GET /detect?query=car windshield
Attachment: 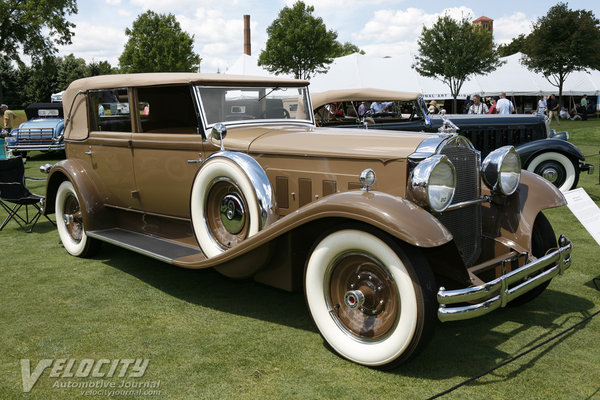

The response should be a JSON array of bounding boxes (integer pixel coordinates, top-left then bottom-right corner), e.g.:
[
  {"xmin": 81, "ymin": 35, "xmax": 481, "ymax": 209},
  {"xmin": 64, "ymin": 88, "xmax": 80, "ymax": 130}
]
[{"xmin": 195, "ymin": 85, "xmax": 312, "ymax": 127}]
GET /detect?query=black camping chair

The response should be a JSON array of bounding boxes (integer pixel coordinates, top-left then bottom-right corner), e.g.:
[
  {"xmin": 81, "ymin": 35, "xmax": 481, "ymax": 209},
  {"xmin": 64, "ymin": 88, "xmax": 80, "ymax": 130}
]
[{"xmin": 0, "ymin": 157, "xmax": 55, "ymax": 233}]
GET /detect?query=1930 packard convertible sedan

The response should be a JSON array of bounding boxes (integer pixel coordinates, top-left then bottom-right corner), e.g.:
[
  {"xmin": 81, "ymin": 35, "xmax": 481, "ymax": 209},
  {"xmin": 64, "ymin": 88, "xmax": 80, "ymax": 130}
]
[{"xmin": 42, "ymin": 73, "xmax": 573, "ymax": 368}]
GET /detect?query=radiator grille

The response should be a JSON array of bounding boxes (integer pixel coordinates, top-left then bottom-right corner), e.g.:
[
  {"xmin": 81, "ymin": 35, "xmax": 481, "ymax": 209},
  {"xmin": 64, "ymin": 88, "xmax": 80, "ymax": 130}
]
[
  {"xmin": 15, "ymin": 128, "xmax": 55, "ymax": 145},
  {"xmin": 437, "ymin": 143, "xmax": 482, "ymax": 267}
]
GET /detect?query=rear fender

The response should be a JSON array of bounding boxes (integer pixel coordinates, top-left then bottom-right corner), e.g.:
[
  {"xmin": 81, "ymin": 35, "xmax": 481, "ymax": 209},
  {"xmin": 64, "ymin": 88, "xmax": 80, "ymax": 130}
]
[{"xmin": 44, "ymin": 159, "xmax": 111, "ymax": 231}]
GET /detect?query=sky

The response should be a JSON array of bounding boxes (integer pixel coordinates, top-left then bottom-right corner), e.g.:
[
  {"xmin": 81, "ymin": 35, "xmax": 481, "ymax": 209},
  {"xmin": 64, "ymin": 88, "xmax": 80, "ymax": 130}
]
[{"xmin": 55, "ymin": 0, "xmax": 600, "ymax": 73}]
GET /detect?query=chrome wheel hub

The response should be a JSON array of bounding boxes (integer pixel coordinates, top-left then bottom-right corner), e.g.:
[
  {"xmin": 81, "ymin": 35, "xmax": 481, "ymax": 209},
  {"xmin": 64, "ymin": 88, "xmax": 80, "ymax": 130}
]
[
  {"xmin": 541, "ymin": 167, "xmax": 559, "ymax": 183},
  {"xmin": 220, "ymin": 194, "xmax": 246, "ymax": 234}
]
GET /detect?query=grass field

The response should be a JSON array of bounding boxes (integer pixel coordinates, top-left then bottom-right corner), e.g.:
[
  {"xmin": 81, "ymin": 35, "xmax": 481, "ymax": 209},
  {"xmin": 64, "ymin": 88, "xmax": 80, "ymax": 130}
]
[{"xmin": 1, "ymin": 120, "xmax": 599, "ymax": 399}]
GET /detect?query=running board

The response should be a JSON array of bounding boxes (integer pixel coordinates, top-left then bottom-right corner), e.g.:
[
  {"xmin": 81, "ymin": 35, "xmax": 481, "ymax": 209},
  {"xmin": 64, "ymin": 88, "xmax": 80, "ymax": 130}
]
[{"xmin": 87, "ymin": 228, "xmax": 202, "ymax": 264}]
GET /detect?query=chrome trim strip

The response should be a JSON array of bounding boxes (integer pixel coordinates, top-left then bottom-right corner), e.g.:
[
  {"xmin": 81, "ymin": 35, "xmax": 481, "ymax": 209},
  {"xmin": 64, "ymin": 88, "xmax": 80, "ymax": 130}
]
[
  {"xmin": 202, "ymin": 151, "xmax": 277, "ymax": 230},
  {"xmin": 437, "ymin": 235, "xmax": 572, "ymax": 322},
  {"xmin": 443, "ymin": 195, "xmax": 490, "ymax": 212}
]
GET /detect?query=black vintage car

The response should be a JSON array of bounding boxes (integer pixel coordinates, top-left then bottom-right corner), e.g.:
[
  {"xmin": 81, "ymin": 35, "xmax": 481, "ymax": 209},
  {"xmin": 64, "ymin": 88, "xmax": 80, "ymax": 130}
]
[{"xmin": 312, "ymin": 89, "xmax": 594, "ymax": 192}]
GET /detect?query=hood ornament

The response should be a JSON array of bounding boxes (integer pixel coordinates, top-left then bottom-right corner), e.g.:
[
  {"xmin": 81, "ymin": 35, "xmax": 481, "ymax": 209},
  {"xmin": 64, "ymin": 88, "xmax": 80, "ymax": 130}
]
[{"xmin": 438, "ymin": 109, "xmax": 459, "ymax": 135}]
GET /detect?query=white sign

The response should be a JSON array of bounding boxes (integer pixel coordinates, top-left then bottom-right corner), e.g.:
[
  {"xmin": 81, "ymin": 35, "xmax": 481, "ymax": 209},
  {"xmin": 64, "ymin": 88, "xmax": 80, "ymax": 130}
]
[{"xmin": 564, "ymin": 188, "xmax": 600, "ymax": 246}]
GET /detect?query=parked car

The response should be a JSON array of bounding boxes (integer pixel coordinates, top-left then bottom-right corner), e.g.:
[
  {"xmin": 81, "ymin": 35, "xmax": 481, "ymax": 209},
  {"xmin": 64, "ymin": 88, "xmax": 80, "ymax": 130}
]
[
  {"xmin": 5, "ymin": 102, "xmax": 65, "ymax": 157},
  {"xmin": 312, "ymin": 89, "xmax": 594, "ymax": 192},
  {"xmin": 42, "ymin": 73, "xmax": 573, "ymax": 368}
]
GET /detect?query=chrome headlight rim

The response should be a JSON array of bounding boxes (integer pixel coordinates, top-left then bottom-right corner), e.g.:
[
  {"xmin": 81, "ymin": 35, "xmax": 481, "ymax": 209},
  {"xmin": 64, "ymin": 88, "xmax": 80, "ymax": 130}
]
[
  {"xmin": 482, "ymin": 146, "xmax": 521, "ymax": 196},
  {"xmin": 409, "ymin": 154, "xmax": 457, "ymax": 213}
]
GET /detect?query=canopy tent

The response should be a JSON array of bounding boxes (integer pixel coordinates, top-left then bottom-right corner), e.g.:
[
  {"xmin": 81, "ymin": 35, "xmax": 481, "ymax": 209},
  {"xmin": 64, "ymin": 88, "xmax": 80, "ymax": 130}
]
[{"xmin": 227, "ymin": 53, "xmax": 600, "ymax": 99}]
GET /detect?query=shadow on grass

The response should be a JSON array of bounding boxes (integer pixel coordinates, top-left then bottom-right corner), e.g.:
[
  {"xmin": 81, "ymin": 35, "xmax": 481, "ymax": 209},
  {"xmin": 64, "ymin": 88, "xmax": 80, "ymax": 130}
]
[
  {"xmin": 94, "ymin": 242, "xmax": 597, "ymax": 380},
  {"xmin": 99, "ymin": 243, "xmax": 315, "ymax": 332},
  {"xmin": 395, "ymin": 289, "xmax": 597, "ymax": 381}
]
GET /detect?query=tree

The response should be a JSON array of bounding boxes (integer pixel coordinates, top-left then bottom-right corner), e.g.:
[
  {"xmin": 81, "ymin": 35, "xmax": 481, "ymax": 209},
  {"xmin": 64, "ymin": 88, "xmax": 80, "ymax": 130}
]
[
  {"xmin": 522, "ymin": 2, "xmax": 600, "ymax": 106},
  {"xmin": 498, "ymin": 34, "xmax": 528, "ymax": 57},
  {"xmin": 119, "ymin": 11, "xmax": 201, "ymax": 73},
  {"xmin": 413, "ymin": 15, "xmax": 503, "ymax": 112},
  {"xmin": 258, "ymin": 1, "xmax": 338, "ymax": 79},
  {"xmin": 332, "ymin": 41, "xmax": 365, "ymax": 58},
  {"xmin": 0, "ymin": 0, "xmax": 77, "ymax": 103},
  {"xmin": 57, "ymin": 54, "xmax": 88, "ymax": 90},
  {"xmin": 88, "ymin": 60, "xmax": 118, "ymax": 76}
]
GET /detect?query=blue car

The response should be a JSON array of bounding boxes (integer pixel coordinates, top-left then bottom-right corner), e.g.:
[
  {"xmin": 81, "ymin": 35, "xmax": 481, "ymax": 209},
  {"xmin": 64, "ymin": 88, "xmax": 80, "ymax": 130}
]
[{"xmin": 5, "ymin": 102, "xmax": 65, "ymax": 157}]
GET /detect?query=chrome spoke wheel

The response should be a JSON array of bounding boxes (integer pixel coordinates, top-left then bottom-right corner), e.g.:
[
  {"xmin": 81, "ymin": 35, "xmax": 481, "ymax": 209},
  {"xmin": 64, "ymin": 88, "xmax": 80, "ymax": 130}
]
[{"xmin": 327, "ymin": 252, "xmax": 399, "ymax": 341}]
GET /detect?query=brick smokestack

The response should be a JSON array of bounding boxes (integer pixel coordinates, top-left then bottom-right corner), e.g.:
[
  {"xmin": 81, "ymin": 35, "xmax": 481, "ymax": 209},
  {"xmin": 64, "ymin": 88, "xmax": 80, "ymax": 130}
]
[{"xmin": 244, "ymin": 15, "xmax": 251, "ymax": 55}]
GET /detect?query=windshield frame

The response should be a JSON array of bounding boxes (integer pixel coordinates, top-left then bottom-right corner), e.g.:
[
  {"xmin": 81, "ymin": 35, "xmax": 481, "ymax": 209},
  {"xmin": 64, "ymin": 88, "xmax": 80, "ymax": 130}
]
[{"xmin": 194, "ymin": 84, "xmax": 315, "ymax": 132}]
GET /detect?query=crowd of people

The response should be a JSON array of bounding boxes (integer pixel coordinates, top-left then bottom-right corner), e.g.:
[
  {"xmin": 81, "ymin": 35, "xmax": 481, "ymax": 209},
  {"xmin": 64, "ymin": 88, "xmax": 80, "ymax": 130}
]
[{"xmin": 426, "ymin": 93, "xmax": 595, "ymax": 122}]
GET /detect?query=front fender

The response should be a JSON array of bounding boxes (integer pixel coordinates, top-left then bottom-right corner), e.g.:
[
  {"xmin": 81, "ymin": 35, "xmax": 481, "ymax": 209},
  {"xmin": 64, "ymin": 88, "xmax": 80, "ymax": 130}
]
[
  {"xmin": 44, "ymin": 159, "xmax": 111, "ymax": 231},
  {"xmin": 173, "ymin": 190, "xmax": 453, "ymax": 269},
  {"xmin": 482, "ymin": 170, "xmax": 565, "ymax": 251},
  {"xmin": 516, "ymin": 138, "xmax": 585, "ymax": 166}
]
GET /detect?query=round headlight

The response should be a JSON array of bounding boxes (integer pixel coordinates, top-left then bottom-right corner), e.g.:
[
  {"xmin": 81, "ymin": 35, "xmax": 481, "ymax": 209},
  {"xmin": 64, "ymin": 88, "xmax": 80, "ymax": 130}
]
[
  {"xmin": 359, "ymin": 168, "xmax": 376, "ymax": 190},
  {"xmin": 409, "ymin": 155, "xmax": 456, "ymax": 212},
  {"xmin": 482, "ymin": 146, "xmax": 521, "ymax": 195}
]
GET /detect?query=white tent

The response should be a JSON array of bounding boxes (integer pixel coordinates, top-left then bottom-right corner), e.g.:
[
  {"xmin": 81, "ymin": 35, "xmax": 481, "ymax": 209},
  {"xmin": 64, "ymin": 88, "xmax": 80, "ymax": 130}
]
[{"xmin": 228, "ymin": 53, "xmax": 600, "ymax": 98}]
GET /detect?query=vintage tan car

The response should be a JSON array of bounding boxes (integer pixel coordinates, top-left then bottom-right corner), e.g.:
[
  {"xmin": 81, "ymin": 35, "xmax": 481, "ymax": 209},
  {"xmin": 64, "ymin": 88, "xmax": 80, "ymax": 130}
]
[{"xmin": 42, "ymin": 73, "xmax": 573, "ymax": 369}]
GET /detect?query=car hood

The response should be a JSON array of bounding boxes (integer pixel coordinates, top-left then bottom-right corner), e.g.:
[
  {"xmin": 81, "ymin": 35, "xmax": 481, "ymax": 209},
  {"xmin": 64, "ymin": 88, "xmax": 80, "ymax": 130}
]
[
  {"xmin": 235, "ymin": 125, "xmax": 434, "ymax": 161},
  {"xmin": 18, "ymin": 118, "xmax": 64, "ymax": 130}
]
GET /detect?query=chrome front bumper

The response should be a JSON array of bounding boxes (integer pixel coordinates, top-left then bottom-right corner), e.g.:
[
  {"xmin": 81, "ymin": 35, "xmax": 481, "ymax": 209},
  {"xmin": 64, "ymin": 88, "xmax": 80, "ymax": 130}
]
[{"xmin": 437, "ymin": 235, "xmax": 572, "ymax": 322}]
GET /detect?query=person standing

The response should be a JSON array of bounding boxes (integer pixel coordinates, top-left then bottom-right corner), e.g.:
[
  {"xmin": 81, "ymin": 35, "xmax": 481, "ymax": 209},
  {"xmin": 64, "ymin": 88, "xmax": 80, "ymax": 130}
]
[
  {"xmin": 579, "ymin": 94, "xmax": 588, "ymax": 120},
  {"xmin": 488, "ymin": 98, "xmax": 498, "ymax": 114},
  {"xmin": 536, "ymin": 96, "xmax": 546, "ymax": 115},
  {"xmin": 496, "ymin": 92, "xmax": 514, "ymax": 115},
  {"xmin": 1, "ymin": 104, "xmax": 15, "ymax": 133},
  {"xmin": 547, "ymin": 94, "xmax": 560, "ymax": 125},
  {"xmin": 467, "ymin": 94, "xmax": 489, "ymax": 114}
]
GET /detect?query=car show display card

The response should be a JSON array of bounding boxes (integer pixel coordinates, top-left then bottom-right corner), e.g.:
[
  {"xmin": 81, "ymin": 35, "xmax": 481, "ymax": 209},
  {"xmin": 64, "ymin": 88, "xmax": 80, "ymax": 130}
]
[{"xmin": 564, "ymin": 188, "xmax": 600, "ymax": 247}]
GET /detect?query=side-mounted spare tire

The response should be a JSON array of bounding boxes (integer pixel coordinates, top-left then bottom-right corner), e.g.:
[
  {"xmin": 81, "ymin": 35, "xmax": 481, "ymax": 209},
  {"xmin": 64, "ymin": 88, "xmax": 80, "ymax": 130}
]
[{"xmin": 190, "ymin": 153, "xmax": 276, "ymax": 259}]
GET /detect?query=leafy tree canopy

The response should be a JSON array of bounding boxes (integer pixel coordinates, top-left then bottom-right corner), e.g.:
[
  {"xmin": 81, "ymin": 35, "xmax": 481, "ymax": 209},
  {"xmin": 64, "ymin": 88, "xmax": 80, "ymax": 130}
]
[
  {"xmin": 332, "ymin": 41, "xmax": 365, "ymax": 58},
  {"xmin": 413, "ymin": 15, "xmax": 502, "ymax": 112},
  {"xmin": 0, "ymin": 0, "xmax": 77, "ymax": 63},
  {"xmin": 119, "ymin": 10, "xmax": 201, "ymax": 73},
  {"xmin": 258, "ymin": 1, "xmax": 338, "ymax": 80},
  {"xmin": 522, "ymin": 2, "xmax": 600, "ymax": 101},
  {"xmin": 498, "ymin": 34, "xmax": 528, "ymax": 57}
]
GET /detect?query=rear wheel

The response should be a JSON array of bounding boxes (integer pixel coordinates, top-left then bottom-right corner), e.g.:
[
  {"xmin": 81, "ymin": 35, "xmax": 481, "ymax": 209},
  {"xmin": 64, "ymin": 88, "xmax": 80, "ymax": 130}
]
[
  {"xmin": 55, "ymin": 181, "xmax": 100, "ymax": 257},
  {"xmin": 304, "ymin": 227, "xmax": 436, "ymax": 368},
  {"xmin": 508, "ymin": 213, "xmax": 556, "ymax": 306}
]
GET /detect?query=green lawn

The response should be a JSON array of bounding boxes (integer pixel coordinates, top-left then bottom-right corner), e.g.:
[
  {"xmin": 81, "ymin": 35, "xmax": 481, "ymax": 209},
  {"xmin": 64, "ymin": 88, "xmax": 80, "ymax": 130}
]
[{"xmin": 1, "ymin": 121, "xmax": 599, "ymax": 399}]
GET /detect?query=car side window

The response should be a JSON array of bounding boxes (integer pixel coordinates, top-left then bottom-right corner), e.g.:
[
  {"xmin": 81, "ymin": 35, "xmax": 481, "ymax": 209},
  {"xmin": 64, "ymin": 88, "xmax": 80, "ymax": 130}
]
[
  {"xmin": 136, "ymin": 85, "xmax": 197, "ymax": 134},
  {"xmin": 88, "ymin": 88, "xmax": 132, "ymax": 132}
]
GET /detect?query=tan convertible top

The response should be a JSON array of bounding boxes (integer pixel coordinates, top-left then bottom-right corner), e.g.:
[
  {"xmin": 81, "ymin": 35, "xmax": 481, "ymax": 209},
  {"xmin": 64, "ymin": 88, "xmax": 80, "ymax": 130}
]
[
  {"xmin": 311, "ymin": 88, "xmax": 421, "ymax": 109},
  {"xmin": 63, "ymin": 73, "xmax": 308, "ymax": 140},
  {"xmin": 66, "ymin": 72, "xmax": 308, "ymax": 92}
]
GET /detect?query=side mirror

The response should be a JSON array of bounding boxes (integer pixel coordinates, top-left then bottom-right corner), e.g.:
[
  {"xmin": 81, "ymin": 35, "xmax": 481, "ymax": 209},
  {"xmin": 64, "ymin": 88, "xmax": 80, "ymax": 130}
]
[{"xmin": 211, "ymin": 123, "xmax": 227, "ymax": 151}]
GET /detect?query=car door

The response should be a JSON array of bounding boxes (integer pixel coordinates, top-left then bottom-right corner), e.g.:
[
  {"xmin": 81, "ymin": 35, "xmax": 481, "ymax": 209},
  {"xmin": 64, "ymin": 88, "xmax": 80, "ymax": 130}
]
[
  {"xmin": 87, "ymin": 88, "xmax": 138, "ymax": 209},
  {"xmin": 130, "ymin": 85, "xmax": 204, "ymax": 218}
]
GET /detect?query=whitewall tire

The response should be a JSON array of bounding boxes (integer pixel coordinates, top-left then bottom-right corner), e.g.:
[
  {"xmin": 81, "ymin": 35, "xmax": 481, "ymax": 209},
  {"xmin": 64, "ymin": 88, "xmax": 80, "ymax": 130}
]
[
  {"xmin": 55, "ymin": 181, "xmax": 98, "ymax": 257},
  {"xmin": 191, "ymin": 157, "xmax": 260, "ymax": 258},
  {"xmin": 305, "ymin": 228, "xmax": 436, "ymax": 368},
  {"xmin": 526, "ymin": 152, "xmax": 578, "ymax": 192}
]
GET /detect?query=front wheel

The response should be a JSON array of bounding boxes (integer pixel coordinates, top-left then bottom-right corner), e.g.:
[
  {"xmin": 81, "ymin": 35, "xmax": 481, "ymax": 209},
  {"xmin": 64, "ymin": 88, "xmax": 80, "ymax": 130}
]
[
  {"xmin": 526, "ymin": 151, "xmax": 579, "ymax": 192},
  {"xmin": 304, "ymin": 228, "xmax": 436, "ymax": 368},
  {"xmin": 55, "ymin": 181, "xmax": 100, "ymax": 257}
]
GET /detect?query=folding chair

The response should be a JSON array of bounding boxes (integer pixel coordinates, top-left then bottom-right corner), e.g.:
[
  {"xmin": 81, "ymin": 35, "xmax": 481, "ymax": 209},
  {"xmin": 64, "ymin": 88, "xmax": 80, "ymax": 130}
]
[{"xmin": 0, "ymin": 157, "xmax": 55, "ymax": 233}]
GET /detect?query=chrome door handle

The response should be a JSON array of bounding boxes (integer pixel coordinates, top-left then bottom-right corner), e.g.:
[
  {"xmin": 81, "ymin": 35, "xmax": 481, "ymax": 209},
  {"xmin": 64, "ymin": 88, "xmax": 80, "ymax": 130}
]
[{"xmin": 84, "ymin": 151, "xmax": 93, "ymax": 156}]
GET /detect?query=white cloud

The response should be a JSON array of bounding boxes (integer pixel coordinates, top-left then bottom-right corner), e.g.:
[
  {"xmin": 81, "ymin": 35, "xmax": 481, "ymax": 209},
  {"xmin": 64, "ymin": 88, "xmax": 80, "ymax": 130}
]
[
  {"xmin": 494, "ymin": 12, "xmax": 534, "ymax": 44},
  {"xmin": 117, "ymin": 9, "xmax": 131, "ymax": 17},
  {"xmin": 105, "ymin": 0, "xmax": 121, "ymax": 4},
  {"xmin": 57, "ymin": 22, "xmax": 126, "ymax": 66}
]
